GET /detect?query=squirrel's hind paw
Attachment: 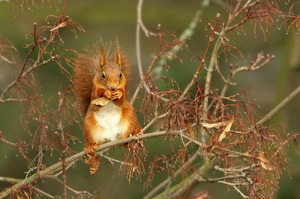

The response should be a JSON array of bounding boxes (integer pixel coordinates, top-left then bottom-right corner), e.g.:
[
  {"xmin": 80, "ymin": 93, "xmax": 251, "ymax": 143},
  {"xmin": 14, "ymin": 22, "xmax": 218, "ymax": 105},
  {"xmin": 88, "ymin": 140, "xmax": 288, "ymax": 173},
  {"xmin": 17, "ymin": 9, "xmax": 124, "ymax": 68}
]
[
  {"xmin": 88, "ymin": 155, "xmax": 100, "ymax": 174},
  {"xmin": 84, "ymin": 145, "xmax": 100, "ymax": 174}
]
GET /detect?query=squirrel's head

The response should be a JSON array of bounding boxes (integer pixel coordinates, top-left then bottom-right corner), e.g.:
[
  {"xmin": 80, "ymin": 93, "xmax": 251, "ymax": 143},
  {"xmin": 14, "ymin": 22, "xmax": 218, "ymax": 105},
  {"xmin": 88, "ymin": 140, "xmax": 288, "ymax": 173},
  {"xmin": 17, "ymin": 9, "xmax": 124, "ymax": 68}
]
[{"xmin": 94, "ymin": 46, "xmax": 127, "ymax": 91}]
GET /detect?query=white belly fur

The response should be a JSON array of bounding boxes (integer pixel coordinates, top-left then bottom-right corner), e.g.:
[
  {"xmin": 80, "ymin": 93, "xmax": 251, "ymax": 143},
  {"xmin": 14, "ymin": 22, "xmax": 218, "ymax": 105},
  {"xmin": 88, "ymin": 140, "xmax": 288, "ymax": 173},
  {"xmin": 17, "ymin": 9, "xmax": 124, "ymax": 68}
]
[{"xmin": 91, "ymin": 101, "xmax": 128, "ymax": 143}]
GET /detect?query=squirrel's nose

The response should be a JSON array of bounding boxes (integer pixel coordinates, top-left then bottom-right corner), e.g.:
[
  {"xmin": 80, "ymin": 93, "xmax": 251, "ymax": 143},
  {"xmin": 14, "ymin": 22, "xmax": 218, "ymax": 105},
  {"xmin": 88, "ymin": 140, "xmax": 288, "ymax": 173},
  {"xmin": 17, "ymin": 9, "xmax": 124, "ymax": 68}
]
[{"xmin": 111, "ymin": 88, "xmax": 116, "ymax": 91}]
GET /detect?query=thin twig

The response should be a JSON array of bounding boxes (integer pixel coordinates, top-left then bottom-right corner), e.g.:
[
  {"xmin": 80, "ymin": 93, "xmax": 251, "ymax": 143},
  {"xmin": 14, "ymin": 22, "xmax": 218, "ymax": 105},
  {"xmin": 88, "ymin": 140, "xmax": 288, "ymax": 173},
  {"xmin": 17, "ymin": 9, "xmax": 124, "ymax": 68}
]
[
  {"xmin": 131, "ymin": 51, "xmax": 161, "ymax": 104},
  {"xmin": 0, "ymin": 59, "xmax": 52, "ymax": 99},
  {"xmin": 142, "ymin": 112, "xmax": 169, "ymax": 132},
  {"xmin": 136, "ymin": 0, "xmax": 152, "ymax": 95},
  {"xmin": 212, "ymin": 52, "xmax": 275, "ymax": 116},
  {"xmin": 143, "ymin": 151, "xmax": 199, "ymax": 199},
  {"xmin": 137, "ymin": 0, "xmax": 157, "ymax": 37},
  {"xmin": 30, "ymin": 186, "xmax": 55, "ymax": 199},
  {"xmin": 156, "ymin": 9, "xmax": 203, "ymax": 70},
  {"xmin": 256, "ymin": 85, "xmax": 300, "ymax": 126},
  {"xmin": 152, "ymin": 158, "xmax": 215, "ymax": 199},
  {"xmin": 60, "ymin": 0, "xmax": 69, "ymax": 17},
  {"xmin": 0, "ymin": 46, "xmax": 52, "ymax": 100},
  {"xmin": 46, "ymin": 175, "xmax": 94, "ymax": 196},
  {"xmin": 0, "ymin": 98, "xmax": 30, "ymax": 103},
  {"xmin": 15, "ymin": 22, "xmax": 38, "ymax": 83},
  {"xmin": 0, "ymin": 177, "xmax": 22, "ymax": 183},
  {"xmin": 178, "ymin": 13, "xmax": 221, "ymax": 103},
  {"xmin": 217, "ymin": 181, "xmax": 249, "ymax": 198},
  {"xmin": 57, "ymin": 120, "xmax": 67, "ymax": 199},
  {"xmin": 0, "ymin": 23, "xmax": 39, "ymax": 100},
  {"xmin": 271, "ymin": 132, "xmax": 300, "ymax": 160},
  {"xmin": 214, "ymin": 164, "xmax": 259, "ymax": 173}
]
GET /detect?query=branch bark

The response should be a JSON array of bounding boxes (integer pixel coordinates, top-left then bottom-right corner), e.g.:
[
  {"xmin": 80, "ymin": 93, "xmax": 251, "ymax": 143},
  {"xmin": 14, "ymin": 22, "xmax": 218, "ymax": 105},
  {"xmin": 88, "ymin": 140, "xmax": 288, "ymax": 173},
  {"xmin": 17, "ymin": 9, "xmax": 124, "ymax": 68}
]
[
  {"xmin": 256, "ymin": 85, "xmax": 300, "ymax": 126},
  {"xmin": 0, "ymin": 130, "xmax": 200, "ymax": 198}
]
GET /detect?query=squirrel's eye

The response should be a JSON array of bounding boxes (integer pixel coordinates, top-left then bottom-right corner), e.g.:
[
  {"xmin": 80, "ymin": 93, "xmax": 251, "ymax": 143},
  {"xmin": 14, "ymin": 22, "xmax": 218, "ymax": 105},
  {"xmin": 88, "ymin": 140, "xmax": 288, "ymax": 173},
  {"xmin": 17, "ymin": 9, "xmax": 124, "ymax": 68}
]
[
  {"xmin": 119, "ymin": 73, "xmax": 122, "ymax": 78},
  {"xmin": 101, "ymin": 72, "xmax": 106, "ymax": 79}
]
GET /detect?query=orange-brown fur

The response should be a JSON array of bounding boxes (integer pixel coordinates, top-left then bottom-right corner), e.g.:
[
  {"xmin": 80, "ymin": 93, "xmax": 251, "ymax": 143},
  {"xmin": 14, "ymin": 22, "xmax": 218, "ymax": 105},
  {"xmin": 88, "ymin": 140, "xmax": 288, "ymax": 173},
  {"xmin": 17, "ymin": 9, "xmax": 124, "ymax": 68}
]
[{"xmin": 73, "ymin": 43, "xmax": 142, "ymax": 174}]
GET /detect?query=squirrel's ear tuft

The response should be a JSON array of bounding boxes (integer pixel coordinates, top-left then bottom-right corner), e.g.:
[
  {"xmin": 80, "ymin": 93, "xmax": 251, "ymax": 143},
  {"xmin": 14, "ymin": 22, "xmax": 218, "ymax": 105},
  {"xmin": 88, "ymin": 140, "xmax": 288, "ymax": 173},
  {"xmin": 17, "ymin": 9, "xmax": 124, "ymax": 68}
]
[
  {"xmin": 99, "ymin": 47, "xmax": 106, "ymax": 69},
  {"xmin": 115, "ymin": 47, "xmax": 121, "ymax": 66}
]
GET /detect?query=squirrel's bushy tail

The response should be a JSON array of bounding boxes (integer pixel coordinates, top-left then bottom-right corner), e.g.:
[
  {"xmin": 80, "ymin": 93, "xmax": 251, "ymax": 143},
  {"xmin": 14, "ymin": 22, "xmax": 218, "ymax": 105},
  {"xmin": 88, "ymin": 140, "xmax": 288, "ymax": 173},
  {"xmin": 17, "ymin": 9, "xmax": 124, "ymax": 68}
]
[
  {"xmin": 73, "ymin": 43, "xmax": 129, "ymax": 115},
  {"xmin": 73, "ymin": 49, "xmax": 98, "ymax": 114}
]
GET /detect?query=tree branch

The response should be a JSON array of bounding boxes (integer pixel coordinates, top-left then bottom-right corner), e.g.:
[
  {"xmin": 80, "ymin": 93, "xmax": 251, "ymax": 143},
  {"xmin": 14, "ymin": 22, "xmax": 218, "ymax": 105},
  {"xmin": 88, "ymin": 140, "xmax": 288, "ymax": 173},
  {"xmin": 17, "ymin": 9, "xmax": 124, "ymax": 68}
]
[
  {"xmin": 152, "ymin": 157, "xmax": 215, "ymax": 199},
  {"xmin": 143, "ymin": 151, "xmax": 199, "ymax": 199},
  {"xmin": 0, "ymin": 130, "xmax": 200, "ymax": 198},
  {"xmin": 256, "ymin": 85, "xmax": 300, "ymax": 126}
]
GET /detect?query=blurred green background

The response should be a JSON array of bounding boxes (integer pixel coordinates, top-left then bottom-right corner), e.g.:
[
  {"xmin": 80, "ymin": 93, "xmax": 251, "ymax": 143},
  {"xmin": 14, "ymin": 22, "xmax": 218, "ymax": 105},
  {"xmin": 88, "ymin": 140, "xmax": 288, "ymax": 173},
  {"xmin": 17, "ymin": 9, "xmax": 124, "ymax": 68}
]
[{"xmin": 0, "ymin": 0, "xmax": 299, "ymax": 198}]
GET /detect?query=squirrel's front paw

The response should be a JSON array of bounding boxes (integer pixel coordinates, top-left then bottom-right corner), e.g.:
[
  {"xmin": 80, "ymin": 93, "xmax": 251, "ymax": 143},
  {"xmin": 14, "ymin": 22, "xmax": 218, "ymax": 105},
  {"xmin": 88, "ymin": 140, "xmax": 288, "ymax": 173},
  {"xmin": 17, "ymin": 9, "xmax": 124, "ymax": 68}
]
[
  {"xmin": 104, "ymin": 90, "xmax": 112, "ymax": 99},
  {"xmin": 111, "ymin": 90, "xmax": 123, "ymax": 100}
]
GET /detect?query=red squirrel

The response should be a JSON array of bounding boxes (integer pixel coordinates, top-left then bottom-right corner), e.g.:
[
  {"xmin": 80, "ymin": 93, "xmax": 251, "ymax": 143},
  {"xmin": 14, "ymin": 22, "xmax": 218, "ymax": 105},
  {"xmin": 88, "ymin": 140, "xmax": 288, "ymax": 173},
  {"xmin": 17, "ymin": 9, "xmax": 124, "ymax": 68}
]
[{"xmin": 73, "ymin": 43, "xmax": 142, "ymax": 174}]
